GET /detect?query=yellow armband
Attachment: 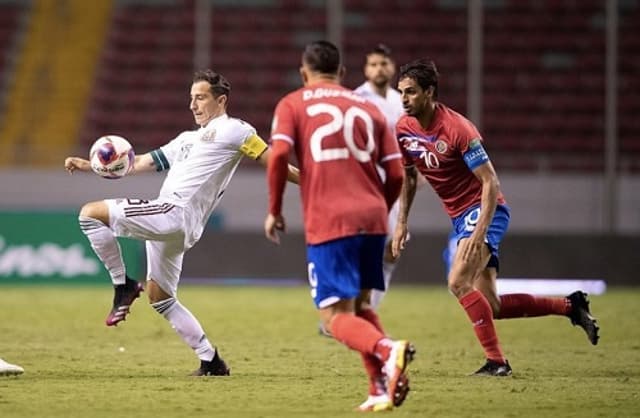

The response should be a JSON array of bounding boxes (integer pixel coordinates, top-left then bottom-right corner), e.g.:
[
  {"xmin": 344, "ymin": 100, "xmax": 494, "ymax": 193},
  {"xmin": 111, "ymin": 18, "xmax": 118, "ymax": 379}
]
[{"xmin": 240, "ymin": 134, "xmax": 268, "ymax": 160}]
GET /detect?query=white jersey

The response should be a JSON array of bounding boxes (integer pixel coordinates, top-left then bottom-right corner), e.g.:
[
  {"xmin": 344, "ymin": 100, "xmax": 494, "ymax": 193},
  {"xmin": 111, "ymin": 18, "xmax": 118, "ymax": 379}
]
[
  {"xmin": 355, "ymin": 81, "xmax": 404, "ymax": 245},
  {"xmin": 354, "ymin": 82, "xmax": 404, "ymax": 134},
  {"xmin": 149, "ymin": 113, "xmax": 264, "ymax": 247}
]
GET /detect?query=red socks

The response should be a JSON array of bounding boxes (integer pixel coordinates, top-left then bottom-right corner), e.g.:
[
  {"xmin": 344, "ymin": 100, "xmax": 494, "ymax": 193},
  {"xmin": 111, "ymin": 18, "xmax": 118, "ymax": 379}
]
[
  {"xmin": 358, "ymin": 309, "xmax": 386, "ymax": 395},
  {"xmin": 330, "ymin": 312, "xmax": 387, "ymax": 356},
  {"xmin": 459, "ymin": 290, "xmax": 505, "ymax": 364},
  {"xmin": 330, "ymin": 311, "xmax": 393, "ymax": 395},
  {"xmin": 496, "ymin": 294, "xmax": 570, "ymax": 319}
]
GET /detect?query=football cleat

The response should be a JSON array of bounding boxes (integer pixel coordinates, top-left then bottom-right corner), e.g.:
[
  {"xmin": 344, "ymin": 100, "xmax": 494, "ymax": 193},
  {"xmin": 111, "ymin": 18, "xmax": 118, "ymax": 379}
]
[
  {"xmin": 191, "ymin": 351, "xmax": 230, "ymax": 376},
  {"xmin": 0, "ymin": 358, "xmax": 24, "ymax": 376},
  {"xmin": 391, "ymin": 373, "xmax": 410, "ymax": 407},
  {"xmin": 356, "ymin": 394, "xmax": 393, "ymax": 412},
  {"xmin": 567, "ymin": 291, "xmax": 600, "ymax": 345},
  {"xmin": 105, "ymin": 277, "xmax": 143, "ymax": 326},
  {"xmin": 382, "ymin": 340, "xmax": 415, "ymax": 408},
  {"xmin": 471, "ymin": 359, "xmax": 513, "ymax": 377}
]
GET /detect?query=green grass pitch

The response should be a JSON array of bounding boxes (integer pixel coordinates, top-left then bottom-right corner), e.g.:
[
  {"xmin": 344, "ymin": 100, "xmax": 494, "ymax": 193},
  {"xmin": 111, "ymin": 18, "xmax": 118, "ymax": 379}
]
[{"xmin": 0, "ymin": 285, "xmax": 638, "ymax": 417}]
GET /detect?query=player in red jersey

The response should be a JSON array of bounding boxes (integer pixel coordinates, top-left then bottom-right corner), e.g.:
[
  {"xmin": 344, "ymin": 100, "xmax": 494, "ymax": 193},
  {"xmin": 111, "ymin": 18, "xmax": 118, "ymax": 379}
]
[
  {"xmin": 265, "ymin": 40, "xmax": 414, "ymax": 411},
  {"xmin": 392, "ymin": 59, "xmax": 600, "ymax": 376}
]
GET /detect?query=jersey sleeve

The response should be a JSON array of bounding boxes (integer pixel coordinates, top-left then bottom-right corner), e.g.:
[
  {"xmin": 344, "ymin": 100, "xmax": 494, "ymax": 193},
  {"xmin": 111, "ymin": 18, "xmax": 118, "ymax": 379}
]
[
  {"xmin": 270, "ymin": 96, "xmax": 296, "ymax": 146},
  {"xmin": 395, "ymin": 116, "xmax": 415, "ymax": 167},
  {"xmin": 452, "ymin": 117, "xmax": 489, "ymax": 171},
  {"xmin": 150, "ymin": 132, "xmax": 186, "ymax": 172},
  {"xmin": 454, "ymin": 117, "xmax": 483, "ymax": 154},
  {"xmin": 239, "ymin": 133, "xmax": 268, "ymax": 160}
]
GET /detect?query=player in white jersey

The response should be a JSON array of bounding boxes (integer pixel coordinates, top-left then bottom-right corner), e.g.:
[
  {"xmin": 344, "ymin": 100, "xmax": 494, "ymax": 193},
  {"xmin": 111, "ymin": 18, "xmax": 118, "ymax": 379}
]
[
  {"xmin": 0, "ymin": 357, "xmax": 24, "ymax": 376},
  {"xmin": 354, "ymin": 44, "xmax": 404, "ymax": 311},
  {"xmin": 64, "ymin": 69, "xmax": 299, "ymax": 376}
]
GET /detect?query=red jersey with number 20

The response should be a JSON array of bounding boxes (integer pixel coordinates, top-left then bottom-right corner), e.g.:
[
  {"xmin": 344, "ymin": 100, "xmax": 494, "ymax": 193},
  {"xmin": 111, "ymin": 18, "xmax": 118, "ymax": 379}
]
[
  {"xmin": 271, "ymin": 82, "xmax": 403, "ymax": 244},
  {"xmin": 396, "ymin": 103, "xmax": 505, "ymax": 218}
]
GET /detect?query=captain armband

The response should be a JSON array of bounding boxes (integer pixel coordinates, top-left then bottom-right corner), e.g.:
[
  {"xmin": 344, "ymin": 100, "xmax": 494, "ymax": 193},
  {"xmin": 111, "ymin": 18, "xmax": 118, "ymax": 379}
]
[
  {"xmin": 150, "ymin": 149, "xmax": 170, "ymax": 172},
  {"xmin": 462, "ymin": 138, "xmax": 489, "ymax": 171},
  {"xmin": 240, "ymin": 133, "xmax": 269, "ymax": 160}
]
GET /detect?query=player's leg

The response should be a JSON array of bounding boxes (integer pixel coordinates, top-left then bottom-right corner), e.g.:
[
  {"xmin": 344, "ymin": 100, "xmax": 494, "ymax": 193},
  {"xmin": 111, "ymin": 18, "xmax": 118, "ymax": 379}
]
[
  {"xmin": 448, "ymin": 238, "xmax": 511, "ymax": 376},
  {"xmin": 78, "ymin": 199, "xmax": 144, "ymax": 326},
  {"xmin": 370, "ymin": 200, "xmax": 401, "ymax": 310},
  {"xmin": 146, "ymin": 240, "xmax": 229, "ymax": 376},
  {"xmin": 472, "ymin": 207, "xmax": 600, "ymax": 345},
  {"xmin": 79, "ymin": 200, "xmax": 127, "ymax": 285},
  {"xmin": 311, "ymin": 235, "xmax": 414, "ymax": 410},
  {"xmin": 353, "ymin": 290, "xmax": 387, "ymax": 408},
  {"xmin": 475, "ymin": 275, "xmax": 599, "ymax": 345}
]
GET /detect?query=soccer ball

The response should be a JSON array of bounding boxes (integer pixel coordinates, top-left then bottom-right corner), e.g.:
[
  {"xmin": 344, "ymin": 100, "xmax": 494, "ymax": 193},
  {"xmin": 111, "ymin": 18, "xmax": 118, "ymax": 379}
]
[{"xmin": 89, "ymin": 135, "xmax": 135, "ymax": 179}]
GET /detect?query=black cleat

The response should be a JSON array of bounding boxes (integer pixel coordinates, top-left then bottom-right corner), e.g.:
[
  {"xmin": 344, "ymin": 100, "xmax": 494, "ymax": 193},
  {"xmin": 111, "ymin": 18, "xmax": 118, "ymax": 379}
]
[
  {"xmin": 567, "ymin": 291, "xmax": 600, "ymax": 345},
  {"xmin": 105, "ymin": 277, "xmax": 143, "ymax": 326},
  {"xmin": 472, "ymin": 359, "xmax": 513, "ymax": 377},
  {"xmin": 191, "ymin": 351, "xmax": 230, "ymax": 376}
]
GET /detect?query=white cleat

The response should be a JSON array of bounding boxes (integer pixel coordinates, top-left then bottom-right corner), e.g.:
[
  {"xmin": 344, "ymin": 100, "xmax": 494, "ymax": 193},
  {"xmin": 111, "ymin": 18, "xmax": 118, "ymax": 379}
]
[
  {"xmin": 0, "ymin": 358, "xmax": 24, "ymax": 376},
  {"xmin": 357, "ymin": 394, "xmax": 393, "ymax": 412},
  {"xmin": 382, "ymin": 340, "xmax": 415, "ymax": 407}
]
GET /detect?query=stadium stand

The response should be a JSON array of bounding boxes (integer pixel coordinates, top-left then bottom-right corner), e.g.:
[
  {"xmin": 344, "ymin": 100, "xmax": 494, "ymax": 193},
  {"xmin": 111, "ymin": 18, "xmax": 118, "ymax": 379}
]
[
  {"xmin": 0, "ymin": 0, "xmax": 634, "ymax": 172},
  {"xmin": 0, "ymin": 2, "xmax": 23, "ymax": 78},
  {"xmin": 0, "ymin": 1, "xmax": 27, "ymax": 148},
  {"xmin": 80, "ymin": 1, "xmax": 195, "ymax": 153}
]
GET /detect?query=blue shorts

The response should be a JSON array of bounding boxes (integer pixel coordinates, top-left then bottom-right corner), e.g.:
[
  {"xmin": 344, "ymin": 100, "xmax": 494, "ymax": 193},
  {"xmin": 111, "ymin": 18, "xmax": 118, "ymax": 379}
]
[
  {"xmin": 306, "ymin": 234, "xmax": 386, "ymax": 309},
  {"xmin": 442, "ymin": 204, "xmax": 510, "ymax": 276}
]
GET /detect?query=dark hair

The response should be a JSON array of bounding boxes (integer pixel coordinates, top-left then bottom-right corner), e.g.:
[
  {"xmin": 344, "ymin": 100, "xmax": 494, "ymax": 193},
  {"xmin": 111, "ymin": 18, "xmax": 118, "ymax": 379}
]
[
  {"xmin": 302, "ymin": 40, "xmax": 341, "ymax": 75},
  {"xmin": 193, "ymin": 69, "xmax": 231, "ymax": 98},
  {"xmin": 399, "ymin": 59, "xmax": 439, "ymax": 99},
  {"xmin": 367, "ymin": 43, "xmax": 392, "ymax": 59}
]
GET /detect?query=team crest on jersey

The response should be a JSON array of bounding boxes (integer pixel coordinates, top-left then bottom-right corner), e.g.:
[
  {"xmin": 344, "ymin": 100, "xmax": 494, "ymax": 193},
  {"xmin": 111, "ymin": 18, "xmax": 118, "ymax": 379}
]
[
  {"xmin": 435, "ymin": 139, "xmax": 448, "ymax": 154},
  {"xmin": 201, "ymin": 128, "xmax": 216, "ymax": 142}
]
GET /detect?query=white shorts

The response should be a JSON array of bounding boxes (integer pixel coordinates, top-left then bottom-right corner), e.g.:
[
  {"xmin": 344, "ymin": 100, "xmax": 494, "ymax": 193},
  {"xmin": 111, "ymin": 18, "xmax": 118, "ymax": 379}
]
[{"xmin": 106, "ymin": 198, "xmax": 187, "ymax": 297}]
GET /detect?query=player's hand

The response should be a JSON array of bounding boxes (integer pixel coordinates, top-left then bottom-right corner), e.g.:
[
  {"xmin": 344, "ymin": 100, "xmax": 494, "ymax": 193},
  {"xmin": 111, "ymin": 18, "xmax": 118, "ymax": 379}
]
[
  {"xmin": 64, "ymin": 157, "xmax": 90, "ymax": 174},
  {"xmin": 264, "ymin": 213, "xmax": 286, "ymax": 244},
  {"xmin": 391, "ymin": 222, "xmax": 410, "ymax": 258},
  {"xmin": 459, "ymin": 233, "xmax": 484, "ymax": 265}
]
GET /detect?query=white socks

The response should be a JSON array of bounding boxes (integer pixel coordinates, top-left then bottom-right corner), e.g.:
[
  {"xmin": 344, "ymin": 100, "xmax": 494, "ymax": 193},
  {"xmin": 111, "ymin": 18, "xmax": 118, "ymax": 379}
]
[
  {"xmin": 79, "ymin": 216, "xmax": 126, "ymax": 285},
  {"xmin": 152, "ymin": 297, "xmax": 216, "ymax": 362},
  {"xmin": 370, "ymin": 260, "xmax": 396, "ymax": 310}
]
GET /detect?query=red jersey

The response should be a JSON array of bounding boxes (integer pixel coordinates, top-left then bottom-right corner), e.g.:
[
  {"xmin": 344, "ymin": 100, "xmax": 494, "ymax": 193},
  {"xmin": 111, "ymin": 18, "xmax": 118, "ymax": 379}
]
[
  {"xmin": 271, "ymin": 82, "xmax": 403, "ymax": 244},
  {"xmin": 396, "ymin": 103, "xmax": 506, "ymax": 218}
]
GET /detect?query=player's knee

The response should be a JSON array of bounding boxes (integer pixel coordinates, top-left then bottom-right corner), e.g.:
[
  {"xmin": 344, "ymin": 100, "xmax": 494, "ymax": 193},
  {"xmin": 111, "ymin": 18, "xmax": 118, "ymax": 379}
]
[
  {"xmin": 146, "ymin": 279, "xmax": 172, "ymax": 304},
  {"xmin": 355, "ymin": 290, "xmax": 371, "ymax": 313},
  {"xmin": 448, "ymin": 275, "xmax": 473, "ymax": 298},
  {"xmin": 79, "ymin": 201, "xmax": 109, "ymax": 224}
]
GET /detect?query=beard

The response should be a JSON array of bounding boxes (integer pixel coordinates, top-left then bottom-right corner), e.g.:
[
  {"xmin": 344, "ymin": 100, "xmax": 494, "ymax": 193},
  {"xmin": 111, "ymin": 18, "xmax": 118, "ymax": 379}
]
[{"xmin": 372, "ymin": 75, "xmax": 389, "ymax": 89}]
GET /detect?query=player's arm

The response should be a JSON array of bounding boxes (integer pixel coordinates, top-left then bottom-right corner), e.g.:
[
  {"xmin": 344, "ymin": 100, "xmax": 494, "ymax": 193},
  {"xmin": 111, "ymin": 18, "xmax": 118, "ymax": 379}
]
[
  {"xmin": 378, "ymin": 123, "xmax": 404, "ymax": 209},
  {"xmin": 264, "ymin": 139, "xmax": 291, "ymax": 244},
  {"xmin": 391, "ymin": 165, "xmax": 418, "ymax": 257},
  {"xmin": 242, "ymin": 133, "xmax": 299, "ymax": 184},
  {"xmin": 131, "ymin": 153, "xmax": 157, "ymax": 174},
  {"xmin": 469, "ymin": 161, "xmax": 500, "ymax": 240},
  {"xmin": 64, "ymin": 156, "xmax": 91, "ymax": 174},
  {"xmin": 460, "ymin": 139, "xmax": 500, "ymax": 263},
  {"xmin": 381, "ymin": 156, "xmax": 404, "ymax": 210},
  {"xmin": 64, "ymin": 150, "xmax": 158, "ymax": 175}
]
